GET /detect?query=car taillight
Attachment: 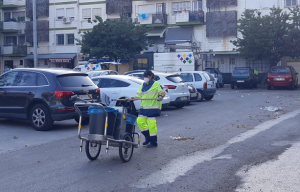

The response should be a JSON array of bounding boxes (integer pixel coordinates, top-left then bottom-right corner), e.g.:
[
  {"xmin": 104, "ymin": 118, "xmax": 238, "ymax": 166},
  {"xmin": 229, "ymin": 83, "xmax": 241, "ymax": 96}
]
[
  {"xmin": 165, "ymin": 85, "xmax": 177, "ymax": 89},
  {"xmin": 96, "ymin": 88, "xmax": 100, "ymax": 94},
  {"xmin": 54, "ymin": 91, "xmax": 75, "ymax": 99},
  {"xmin": 203, "ymin": 82, "xmax": 207, "ymax": 89}
]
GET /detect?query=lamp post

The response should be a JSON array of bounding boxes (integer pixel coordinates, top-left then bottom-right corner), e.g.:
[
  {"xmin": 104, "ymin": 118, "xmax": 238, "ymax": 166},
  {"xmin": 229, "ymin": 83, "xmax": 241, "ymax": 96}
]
[{"xmin": 33, "ymin": 0, "xmax": 38, "ymax": 68}]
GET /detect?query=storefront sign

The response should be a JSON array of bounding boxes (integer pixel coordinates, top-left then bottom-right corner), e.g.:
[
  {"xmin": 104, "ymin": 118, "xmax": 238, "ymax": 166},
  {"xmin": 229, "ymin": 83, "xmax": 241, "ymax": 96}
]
[{"xmin": 49, "ymin": 58, "xmax": 71, "ymax": 63}]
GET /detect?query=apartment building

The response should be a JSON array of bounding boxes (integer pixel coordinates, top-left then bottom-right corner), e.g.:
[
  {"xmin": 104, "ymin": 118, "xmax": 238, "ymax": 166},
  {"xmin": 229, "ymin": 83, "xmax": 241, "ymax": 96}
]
[{"xmin": 0, "ymin": 0, "xmax": 299, "ymax": 75}]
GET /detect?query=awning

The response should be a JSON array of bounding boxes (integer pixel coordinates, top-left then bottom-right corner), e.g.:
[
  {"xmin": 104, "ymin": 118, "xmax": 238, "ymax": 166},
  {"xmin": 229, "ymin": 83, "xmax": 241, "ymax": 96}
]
[
  {"xmin": 165, "ymin": 27, "xmax": 193, "ymax": 44},
  {"xmin": 146, "ymin": 28, "xmax": 167, "ymax": 38},
  {"xmin": 25, "ymin": 53, "xmax": 77, "ymax": 62}
]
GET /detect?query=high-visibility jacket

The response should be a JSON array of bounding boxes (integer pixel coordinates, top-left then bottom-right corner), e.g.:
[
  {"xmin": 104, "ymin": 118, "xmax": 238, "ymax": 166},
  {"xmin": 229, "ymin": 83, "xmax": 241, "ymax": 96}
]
[{"xmin": 136, "ymin": 80, "xmax": 165, "ymax": 117}]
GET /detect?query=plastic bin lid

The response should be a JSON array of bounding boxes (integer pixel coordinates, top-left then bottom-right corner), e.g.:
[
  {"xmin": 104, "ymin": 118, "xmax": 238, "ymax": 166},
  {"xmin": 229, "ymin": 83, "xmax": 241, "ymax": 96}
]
[{"xmin": 88, "ymin": 106, "xmax": 118, "ymax": 116}]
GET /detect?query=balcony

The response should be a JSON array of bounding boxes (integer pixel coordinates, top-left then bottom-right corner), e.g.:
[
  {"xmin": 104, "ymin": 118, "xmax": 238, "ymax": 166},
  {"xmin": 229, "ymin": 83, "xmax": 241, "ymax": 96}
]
[
  {"xmin": 169, "ymin": 10, "xmax": 205, "ymax": 26},
  {"xmin": 137, "ymin": 13, "xmax": 167, "ymax": 27},
  {"xmin": 1, "ymin": 22, "xmax": 25, "ymax": 33},
  {"xmin": 2, "ymin": 45, "xmax": 27, "ymax": 56},
  {"xmin": 1, "ymin": 0, "xmax": 26, "ymax": 8}
]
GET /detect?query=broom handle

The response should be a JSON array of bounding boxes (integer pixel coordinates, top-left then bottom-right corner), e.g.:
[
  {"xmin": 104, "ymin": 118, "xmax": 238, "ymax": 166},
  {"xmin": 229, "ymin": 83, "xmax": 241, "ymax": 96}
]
[{"xmin": 112, "ymin": 98, "xmax": 157, "ymax": 101}]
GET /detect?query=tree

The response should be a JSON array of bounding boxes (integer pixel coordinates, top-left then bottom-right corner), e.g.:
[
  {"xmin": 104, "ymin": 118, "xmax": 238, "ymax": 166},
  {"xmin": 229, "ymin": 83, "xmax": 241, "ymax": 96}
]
[
  {"xmin": 231, "ymin": 7, "xmax": 300, "ymax": 67},
  {"xmin": 79, "ymin": 16, "xmax": 149, "ymax": 63}
]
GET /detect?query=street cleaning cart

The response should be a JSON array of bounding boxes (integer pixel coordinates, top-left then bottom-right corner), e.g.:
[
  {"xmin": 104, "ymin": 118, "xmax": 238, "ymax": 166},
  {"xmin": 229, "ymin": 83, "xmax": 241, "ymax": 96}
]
[{"xmin": 74, "ymin": 98, "xmax": 140, "ymax": 163}]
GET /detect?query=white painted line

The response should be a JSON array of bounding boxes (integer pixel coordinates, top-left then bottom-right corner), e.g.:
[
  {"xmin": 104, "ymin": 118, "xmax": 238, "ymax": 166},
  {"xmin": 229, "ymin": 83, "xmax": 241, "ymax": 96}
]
[
  {"xmin": 132, "ymin": 109, "xmax": 300, "ymax": 189},
  {"xmin": 236, "ymin": 141, "xmax": 300, "ymax": 192}
]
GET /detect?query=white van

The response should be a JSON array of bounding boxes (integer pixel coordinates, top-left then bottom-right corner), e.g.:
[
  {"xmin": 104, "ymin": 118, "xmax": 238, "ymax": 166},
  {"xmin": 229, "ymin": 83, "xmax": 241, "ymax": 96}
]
[{"xmin": 73, "ymin": 63, "xmax": 108, "ymax": 72}]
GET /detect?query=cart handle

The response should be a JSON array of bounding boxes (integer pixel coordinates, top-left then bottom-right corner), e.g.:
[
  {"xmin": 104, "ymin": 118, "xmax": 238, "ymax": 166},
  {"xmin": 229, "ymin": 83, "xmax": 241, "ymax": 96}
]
[{"xmin": 111, "ymin": 98, "xmax": 158, "ymax": 101}]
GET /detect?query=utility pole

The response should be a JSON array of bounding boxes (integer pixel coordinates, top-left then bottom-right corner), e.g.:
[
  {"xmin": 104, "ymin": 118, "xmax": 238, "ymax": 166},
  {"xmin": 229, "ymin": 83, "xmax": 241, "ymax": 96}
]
[{"xmin": 33, "ymin": 0, "xmax": 38, "ymax": 68}]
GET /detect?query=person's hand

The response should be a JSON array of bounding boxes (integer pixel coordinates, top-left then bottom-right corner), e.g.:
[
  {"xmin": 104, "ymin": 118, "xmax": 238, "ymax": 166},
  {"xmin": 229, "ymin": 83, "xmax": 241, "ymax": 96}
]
[{"xmin": 157, "ymin": 95, "xmax": 163, "ymax": 101}]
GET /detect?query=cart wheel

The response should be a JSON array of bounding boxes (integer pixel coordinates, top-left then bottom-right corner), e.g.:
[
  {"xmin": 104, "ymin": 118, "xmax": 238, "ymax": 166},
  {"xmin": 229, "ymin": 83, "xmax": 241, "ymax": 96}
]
[
  {"xmin": 85, "ymin": 141, "xmax": 101, "ymax": 161},
  {"xmin": 119, "ymin": 134, "xmax": 134, "ymax": 163}
]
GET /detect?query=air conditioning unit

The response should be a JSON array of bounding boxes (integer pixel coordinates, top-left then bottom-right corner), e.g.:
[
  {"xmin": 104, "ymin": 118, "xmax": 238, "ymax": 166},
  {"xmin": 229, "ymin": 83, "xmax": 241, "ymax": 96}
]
[
  {"xmin": 18, "ymin": 29, "xmax": 25, "ymax": 35},
  {"xmin": 192, "ymin": 41, "xmax": 201, "ymax": 48},
  {"xmin": 63, "ymin": 17, "xmax": 72, "ymax": 24}
]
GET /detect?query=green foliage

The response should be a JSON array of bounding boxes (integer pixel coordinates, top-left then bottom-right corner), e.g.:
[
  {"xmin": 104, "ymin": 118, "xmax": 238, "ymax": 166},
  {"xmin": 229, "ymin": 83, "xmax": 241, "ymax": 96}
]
[
  {"xmin": 231, "ymin": 6, "xmax": 300, "ymax": 66},
  {"xmin": 79, "ymin": 16, "xmax": 149, "ymax": 61}
]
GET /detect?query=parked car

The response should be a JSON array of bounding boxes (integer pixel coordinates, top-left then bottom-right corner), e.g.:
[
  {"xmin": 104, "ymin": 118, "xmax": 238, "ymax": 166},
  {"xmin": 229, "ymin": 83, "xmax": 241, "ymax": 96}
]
[
  {"xmin": 87, "ymin": 70, "xmax": 118, "ymax": 78},
  {"xmin": 91, "ymin": 75, "xmax": 171, "ymax": 114},
  {"xmin": 125, "ymin": 72, "xmax": 190, "ymax": 108},
  {"xmin": 187, "ymin": 84, "xmax": 199, "ymax": 104},
  {"xmin": 231, "ymin": 67, "xmax": 258, "ymax": 89},
  {"xmin": 0, "ymin": 69, "xmax": 100, "ymax": 131},
  {"xmin": 205, "ymin": 68, "xmax": 224, "ymax": 88},
  {"xmin": 178, "ymin": 71, "xmax": 217, "ymax": 101},
  {"xmin": 267, "ymin": 66, "xmax": 299, "ymax": 90}
]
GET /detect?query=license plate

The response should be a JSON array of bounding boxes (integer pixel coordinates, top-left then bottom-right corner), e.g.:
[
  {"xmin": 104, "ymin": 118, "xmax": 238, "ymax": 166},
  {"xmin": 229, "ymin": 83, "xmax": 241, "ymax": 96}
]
[
  {"xmin": 191, "ymin": 93, "xmax": 197, "ymax": 97},
  {"xmin": 275, "ymin": 78, "xmax": 285, "ymax": 81},
  {"xmin": 79, "ymin": 95, "xmax": 90, "ymax": 100},
  {"xmin": 237, "ymin": 80, "xmax": 244, "ymax": 83},
  {"xmin": 181, "ymin": 97, "xmax": 188, "ymax": 100}
]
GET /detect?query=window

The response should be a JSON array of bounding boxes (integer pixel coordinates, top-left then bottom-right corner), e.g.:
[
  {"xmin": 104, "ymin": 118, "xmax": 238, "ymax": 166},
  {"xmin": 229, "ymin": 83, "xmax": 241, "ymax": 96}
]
[
  {"xmin": 0, "ymin": 72, "xmax": 18, "ymax": 86},
  {"xmin": 192, "ymin": 1, "xmax": 202, "ymax": 11},
  {"xmin": 82, "ymin": 8, "xmax": 91, "ymax": 20},
  {"xmin": 5, "ymin": 36, "xmax": 17, "ymax": 46},
  {"xmin": 203, "ymin": 72, "xmax": 214, "ymax": 81},
  {"xmin": 56, "ymin": 8, "xmax": 65, "ymax": 20},
  {"xmin": 229, "ymin": 58, "xmax": 235, "ymax": 65},
  {"xmin": 285, "ymin": 0, "xmax": 297, "ymax": 6},
  {"xmin": 92, "ymin": 8, "xmax": 101, "ymax": 20},
  {"xmin": 20, "ymin": 60, "xmax": 23, "ymax": 65},
  {"xmin": 270, "ymin": 67, "xmax": 291, "ymax": 74},
  {"xmin": 171, "ymin": 1, "xmax": 191, "ymax": 13},
  {"xmin": 166, "ymin": 75, "xmax": 183, "ymax": 83},
  {"xmin": 15, "ymin": 72, "xmax": 37, "ymax": 86},
  {"xmin": 4, "ymin": 12, "xmax": 11, "ymax": 22},
  {"xmin": 57, "ymin": 75, "xmax": 95, "ymax": 87},
  {"xmin": 18, "ymin": 36, "xmax": 25, "ymax": 45},
  {"xmin": 109, "ymin": 71, "xmax": 118, "ymax": 75},
  {"xmin": 37, "ymin": 74, "xmax": 49, "ymax": 86},
  {"xmin": 12, "ymin": 11, "xmax": 25, "ymax": 22},
  {"xmin": 98, "ymin": 79, "xmax": 130, "ymax": 88},
  {"xmin": 193, "ymin": 73, "xmax": 202, "ymax": 81},
  {"xmin": 56, "ymin": 34, "xmax": 64, "ymax": 45},
  {"xmin": 67, "ymin": 34, "xmax": 74, "ymax": 45},
  {"xmin": 66, "ymin": 8, "xmax": 75, "ymax": 19},
  {"xmin": 180, "ymin": 73, "xmax": 194, "ymax": 82},
  {"xmin": 233, "ymin": 69, "xmax": 250, "ymax": 75},
  {"xmin": 156, "ymin": 3, "xmax": 163, "ymax": 14},
  {"xmin": 154, "ymin": 75, "xmax": 160, "ymax": 81}
]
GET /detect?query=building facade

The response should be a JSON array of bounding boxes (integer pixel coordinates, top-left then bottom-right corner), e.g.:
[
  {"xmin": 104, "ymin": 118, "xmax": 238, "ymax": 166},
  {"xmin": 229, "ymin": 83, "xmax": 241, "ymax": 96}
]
[{"xmin": 0, "ymin": 0, "xmax": 299, "ymax": 75}]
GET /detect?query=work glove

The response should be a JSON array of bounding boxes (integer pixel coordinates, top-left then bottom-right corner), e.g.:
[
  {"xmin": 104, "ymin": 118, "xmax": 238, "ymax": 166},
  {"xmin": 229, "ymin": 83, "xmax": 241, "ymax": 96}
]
[{"xmin": 157, "ymin": 95, "xmax": 163, "ymax": 101}]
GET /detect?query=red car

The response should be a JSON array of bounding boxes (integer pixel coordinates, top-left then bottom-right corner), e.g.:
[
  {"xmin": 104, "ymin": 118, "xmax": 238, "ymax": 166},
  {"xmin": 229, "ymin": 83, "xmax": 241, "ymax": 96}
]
[{"xmin": 267, "ymin": 66, "xmax": 299, "ymax": 90}]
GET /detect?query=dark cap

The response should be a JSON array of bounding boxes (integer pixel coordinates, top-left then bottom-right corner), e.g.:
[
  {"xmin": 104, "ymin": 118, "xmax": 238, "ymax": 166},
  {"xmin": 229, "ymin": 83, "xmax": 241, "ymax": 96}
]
[{"xmin": 143, "ymin": 70, "xmax": 154, "ymax": 77}]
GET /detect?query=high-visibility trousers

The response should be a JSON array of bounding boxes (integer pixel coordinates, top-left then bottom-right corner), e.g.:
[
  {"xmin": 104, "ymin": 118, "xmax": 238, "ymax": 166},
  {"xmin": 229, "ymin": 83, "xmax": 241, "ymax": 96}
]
[{"xmin": 136, "ymin": 116, "xmax": 157, "ymax": 136}]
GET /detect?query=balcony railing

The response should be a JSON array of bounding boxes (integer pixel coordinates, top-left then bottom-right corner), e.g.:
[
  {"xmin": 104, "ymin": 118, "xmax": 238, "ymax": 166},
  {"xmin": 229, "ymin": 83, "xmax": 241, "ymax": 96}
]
[
  {"xmin": 2, "ymin": 0, "xmax": 26, "ymax": 7},
  {"xmin": 2, "ymin": 45, "xmax": 27, "ymax": 56},
  {"xmin": 137, "ymin": 13, "xmax": 167, "ymax": 25},
  {"xmin": 172, "ymin": 10, "xmax": 205, "ymax": 24},
  {"xmin": 2, "ymin": 22, "xmax": 25, "ymax": 32}
]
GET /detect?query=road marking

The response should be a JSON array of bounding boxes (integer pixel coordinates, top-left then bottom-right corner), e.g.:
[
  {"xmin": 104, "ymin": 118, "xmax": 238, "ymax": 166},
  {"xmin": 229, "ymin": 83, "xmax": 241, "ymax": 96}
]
[
  {"xmin": 132, "ymin": 109, "xmax": 300, "ymax": 188},
  {"xmin": 236, "ymin": 141, "xmax": 300, "ymax": 192}
]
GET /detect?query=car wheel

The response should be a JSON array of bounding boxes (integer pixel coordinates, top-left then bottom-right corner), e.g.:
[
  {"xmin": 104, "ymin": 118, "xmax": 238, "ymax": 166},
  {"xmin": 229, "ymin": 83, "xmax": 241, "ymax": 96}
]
[
  {"xmin": 205, "ymin": 95, "xmax": 214, "ymax": 101},
  {"xmin": 290, "ymin": 81, "xmax": 295, "ymax": 90},
  {"xmin": 175, "ymin": 103, "xmax": 185, "ymax": 108},
  {"xmin": 231, "ymin": 84, "xmax": 235, "ymax": 89},
  {"xmin": 295, "ymin": 81, "xmax": 298, "ymax": 89},
  {"xmin": 197, "ymin": 91, "xmax": 204, "ymax": 102},
  {"xmin": 220, "ymin": 83, "xmax": 224, "ymax": 88},
  {"xmin": 30, "ymin": 104, "xmax": 53, "ymax": 131},
  {"xmin": 186, "ymin": 102, "xmax": 190, "ymax": 105},
  {"xmin": 216, "ymin": 82, "xmax": 220, "ymax": 89},
  {"xmin": 267, "ymin": 85, "xmax": 272, "ymax": 90},
  {"xmin": 75, "ymin": 117, "xmax": 89, "ymax": 125}
]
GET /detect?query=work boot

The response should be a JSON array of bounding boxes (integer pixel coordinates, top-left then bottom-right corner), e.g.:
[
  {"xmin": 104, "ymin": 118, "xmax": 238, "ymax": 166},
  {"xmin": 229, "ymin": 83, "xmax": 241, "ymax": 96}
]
[
  {"xmin": 141, "ymin": 130, "xmax": 150, "ymax": 146},
  {"xmin": 146, "ymin": 136, "xmax": 158, "ymax": 148}
]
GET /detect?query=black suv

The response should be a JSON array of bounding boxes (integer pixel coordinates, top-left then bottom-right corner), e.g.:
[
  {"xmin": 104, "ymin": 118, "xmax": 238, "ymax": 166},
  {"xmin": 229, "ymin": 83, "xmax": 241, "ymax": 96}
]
[
  {"xmin": 231, "ymin": 67, "xmax": 258, "ymax": 89},
  {"xmin": 0, "ymin": 69, "xmax": 100, "ymax": 131}
]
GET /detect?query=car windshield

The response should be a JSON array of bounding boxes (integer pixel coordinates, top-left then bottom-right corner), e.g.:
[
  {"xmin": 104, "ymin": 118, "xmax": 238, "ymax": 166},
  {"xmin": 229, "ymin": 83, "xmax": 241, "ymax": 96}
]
[
  {"xmin": 233, "ymin": 69, "xmax": 250, "ymax": 75},
  {"xmin": 205, "ymin": 68, "xmax": 216, "ymax": 74},
  {"xmin": 180, "ymin": 73, "xmax": 193, "ymax": 82},
  {"xmin": 166, "ymin": 75, "xmax": 183, "ymax": 83},
  {"xmin": 270, "ymin": 67, "xmax": 291, "ymax": 74}
]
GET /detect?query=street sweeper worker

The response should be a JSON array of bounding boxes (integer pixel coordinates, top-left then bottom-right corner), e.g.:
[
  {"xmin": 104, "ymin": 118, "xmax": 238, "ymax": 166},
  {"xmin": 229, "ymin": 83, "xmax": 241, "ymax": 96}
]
[{"xmin": 132, "ymin": 70, "xmax": 166, "ymax": 148}]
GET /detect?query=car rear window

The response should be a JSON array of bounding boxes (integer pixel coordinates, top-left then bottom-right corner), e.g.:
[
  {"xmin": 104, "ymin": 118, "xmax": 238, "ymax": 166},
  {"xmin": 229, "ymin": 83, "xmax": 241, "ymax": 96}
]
[
  {"xmin": 203, "ymin": 72, "xmax": 215, "ymax": 81},
  {"xmin": 180, "ymin": 73, "xmax": 193, "ymax": 82},
  {"xmin": 233, "ymin": 69, "xmax": 250, "ymax": 75},
  {"xmin": 270, "ymin": 67, "xmax": 291, "ymax": 74},
  {"xmin": 57, "ymin": 74, "xmax": 96, "ymax": 87},
  {"xmin": 166, "ymin": 75, "xmax": 183, "ymax": 83}
]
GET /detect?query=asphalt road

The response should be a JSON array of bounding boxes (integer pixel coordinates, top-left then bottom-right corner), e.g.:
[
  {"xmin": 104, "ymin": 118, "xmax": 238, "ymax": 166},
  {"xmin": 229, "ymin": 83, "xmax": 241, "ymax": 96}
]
[{"xmin": 0, "ymin": 86, "xmax": 300, "ymax": 192}]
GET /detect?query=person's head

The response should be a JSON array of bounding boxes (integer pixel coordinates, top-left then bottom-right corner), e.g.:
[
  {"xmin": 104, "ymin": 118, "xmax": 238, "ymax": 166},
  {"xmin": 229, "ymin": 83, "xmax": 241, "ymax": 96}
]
[{"xmin": 143, "ymin": 70, "xmax": 154, "ymax": 83}]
